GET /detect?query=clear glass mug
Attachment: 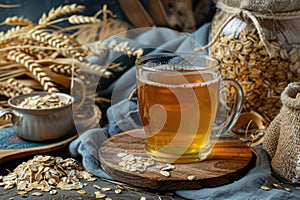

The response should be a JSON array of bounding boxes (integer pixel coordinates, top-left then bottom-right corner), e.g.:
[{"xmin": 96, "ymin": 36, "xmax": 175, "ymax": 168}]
[{"xmin": 136, "ymin": 53, "xmax": 244, "ymax": 163}]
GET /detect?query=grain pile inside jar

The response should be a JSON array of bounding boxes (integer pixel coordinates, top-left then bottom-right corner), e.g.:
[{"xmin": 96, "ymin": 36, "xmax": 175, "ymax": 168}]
[{"xmin": 207, "ymin": 0, "xmax": 300, "ymax": 123}]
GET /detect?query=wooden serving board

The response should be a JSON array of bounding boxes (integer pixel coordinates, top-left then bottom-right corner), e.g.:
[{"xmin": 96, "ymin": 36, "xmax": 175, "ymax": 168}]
[
  {"xmin": 99, "ymin": 129, "xmax": 255, "ymax": 190},
  {"xmin": 0, "ymin": 134, "xmax": 77, "ymax": 165}
]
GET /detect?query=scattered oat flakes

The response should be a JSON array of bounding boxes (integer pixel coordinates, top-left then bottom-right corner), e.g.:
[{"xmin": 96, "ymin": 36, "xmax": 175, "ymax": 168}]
[
  {"xmin": 118, "ymin": 153, "xmax": 154, "ymax": 173},
  {"xmin": 158, "ymin": 163, "xmax": 176, "ymax": 177},
  {"xmin": 160, "ymin": 170, "xmax": 170, "ymax": 177},
  {"xmin": 285, "ymin": 187, "xmax": 292, "ymax": 192},
  {"xmin": 260, "ymin": 185, "xmax": 271, "ymax": 191},
  {"xmin": 95, "ymin": 191, "xmax": 106, "ymax": 199},
  {"xmin": 49, "ymin": 190, "xmax": 57, "ymax": 195},
  {"xmin": 272, "ymin": 183, "xmax": 283, "ymax": 189},
  {"xmin": 93, "ymin": 184, "xmax": 102, "ymax": 190},
  {"xmin": 101, "ymin": 187, "xmax": 112, "ymax": 191},
  {"xmin": 32, "ymin": 192, "xmax": 43, "ymax": 196},
  {"xmin": 77, "ymin": 189, "xmax": 87, "ymax": 194},
  {"xmin": 17, "ymin": 191, "xmax": 28, "ymax": 195},
  {"xmin": 161, "ymin": 164, "xmax": 175, "ymax": 171},
  {"xmin": 87, "ymin": 177, "xmax": 97, "ymax": 181},
  {"xmin": 4, "ymin": 184, "xmax": 14, "ymax": 190},
  {"xmin": 115, "ymin": 189, "xmax": 122, "ymax": 194}
]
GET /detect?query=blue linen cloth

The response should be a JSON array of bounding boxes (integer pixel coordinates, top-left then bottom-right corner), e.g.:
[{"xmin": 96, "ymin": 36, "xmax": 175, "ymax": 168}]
[{"xmin": 68, "ymin": 25, "xmax": 300, "ymax": 200}]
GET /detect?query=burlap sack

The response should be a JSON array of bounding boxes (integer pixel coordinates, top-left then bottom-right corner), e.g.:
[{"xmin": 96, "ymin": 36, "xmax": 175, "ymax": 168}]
[
  {"xmin": 268, "ymin": 82, "xmax": 300, "ymax": 183},
  {"xmin": 262, "ymin": 114, "xmax": 281, "ymax": 159}
]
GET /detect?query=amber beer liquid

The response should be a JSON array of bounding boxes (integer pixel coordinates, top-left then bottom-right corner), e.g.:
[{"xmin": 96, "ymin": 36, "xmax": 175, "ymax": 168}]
[{"xmin": 137, "ymin": 66, "xmax": 221, "ymax": 163}]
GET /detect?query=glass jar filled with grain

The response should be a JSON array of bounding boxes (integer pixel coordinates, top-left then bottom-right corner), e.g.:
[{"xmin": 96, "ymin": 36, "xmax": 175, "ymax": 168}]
[{"xmin": 207, "ymin": 0, "xmax": 300, "ymax": 123}]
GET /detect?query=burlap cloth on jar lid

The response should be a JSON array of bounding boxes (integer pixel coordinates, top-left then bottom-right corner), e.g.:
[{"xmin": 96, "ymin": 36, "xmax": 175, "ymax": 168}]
[
  {"xmin": 198, "ymin": 0, "xmax": 300, "ymax": 57},
  {"xmin": 219, "ymin": 0, "xmax": 300, "ymax": 12}
]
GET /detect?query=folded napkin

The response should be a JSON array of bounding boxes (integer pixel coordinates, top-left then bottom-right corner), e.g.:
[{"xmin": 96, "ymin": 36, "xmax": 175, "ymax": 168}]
[{"xmin": 68, "ymin": 25, "xmax": 300, "ymax": 199}]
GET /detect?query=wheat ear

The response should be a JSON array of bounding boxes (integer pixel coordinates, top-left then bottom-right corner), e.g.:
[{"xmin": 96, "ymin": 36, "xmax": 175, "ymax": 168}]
[
  {"xmin": 4, "ymin": 16, "xmax": 33, "ymax": 25},
  {"xmin": 38, "ymin": 4, "xmax": 85, "ymax": 25},
  {"xmin": 82, "ymin": 62, "xmax": 112, "ymax": 78},
  {"xmin": 7, "ymin": 78, "xmax": 34, "ymax": 94},
  {"xmin": 7, "ymin": 50, "xmax": 59, "ymax": 92},
  {"xmin": 0, "ymin": 83, "xmax": 21, "ymax": 98},
  {"xmin": 30, "ymin": 29, "xmax": 87, "ymax": 61},
  {"xmin": 50, "ymin": 64, "xmax": 79, "ymax": 77},
  {"xmin": 68, "ymin": 15, "xmax": 101, "ymax": 24}
]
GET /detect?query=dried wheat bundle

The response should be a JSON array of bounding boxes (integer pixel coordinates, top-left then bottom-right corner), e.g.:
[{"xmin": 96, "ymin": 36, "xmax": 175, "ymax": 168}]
[
  {"xmin": 94, "ymin": 40, "xmax": 143, "ymax": 58},
  {"xmin": 0, "ymin": 84, "xmax": 21, "ymax": 98},
  {"xmin": 29, "ymin": 29, "xmax": 87, "ymax": 61},
  {"xmin": 0, "ymin": 3, "xmax": 143, "ymax": 126},
  {"xmin": 18, "ymin": 38, "xmax": 52, "ymax": 60},
  {"xmin": 0, "ymin": 78, "xmax": 34, "ymax": 100},
  {"xmin": 49, "ymin": 62, "xmax": 115, "ymax": 79},
  {"xmin": 7, "ymin": 50, "xmax": 59, "ymax": 92}
]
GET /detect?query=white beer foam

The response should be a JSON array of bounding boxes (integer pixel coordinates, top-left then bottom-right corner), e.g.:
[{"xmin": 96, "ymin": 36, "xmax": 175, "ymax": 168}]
[{"xmin": 138, "ymin": 70, "xmax": 221, "ymax": 88}]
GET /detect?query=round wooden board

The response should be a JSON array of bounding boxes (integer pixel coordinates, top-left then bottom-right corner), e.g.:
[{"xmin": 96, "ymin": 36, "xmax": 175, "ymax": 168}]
[{"xmin": 99, "ymin": 129, "xmax": 255, "ymax": 190}]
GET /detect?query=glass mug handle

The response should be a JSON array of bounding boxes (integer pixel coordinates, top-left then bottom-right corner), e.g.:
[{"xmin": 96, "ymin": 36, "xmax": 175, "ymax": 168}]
[{"xmin": 212, "ymin": 78, "xmax": 244, "ymax": 137}]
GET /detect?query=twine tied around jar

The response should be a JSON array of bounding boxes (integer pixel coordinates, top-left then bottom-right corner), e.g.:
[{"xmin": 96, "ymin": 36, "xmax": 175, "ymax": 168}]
[{"xmin": 195, "ymin": 0, "xmax": 300, "ymax": 57}]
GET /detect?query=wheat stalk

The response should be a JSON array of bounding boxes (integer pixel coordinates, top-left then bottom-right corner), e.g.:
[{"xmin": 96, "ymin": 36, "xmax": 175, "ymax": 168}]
[
  {"xmin": 0, "ymin": 83, "xmax": 21, "ymax": 98},
  {"xmin": 3, "ymin": 16, "xmax": 33, "ymax": 26},
  {"xmin": 0, "ymin": 4, "xmax": 19, "ymax": 8},
  {"xmin": 7, "ymin": 50, "xmax": 59, "ymax": 92},
  {"xmin": 38, "ymin": 4, "xmax": 85, "ymax": 25},
  {"xmin": 0, "ymin": 69, "xmax": 26, "ymax": 81},
  {"xmin": 50, "ymin": 64, "xmax": 79, "ymax": 77},
  {"xmin": 98, "ymin": 4, "xmax": 112, "ymax": 41},
  {"xmin": 29, "ymin": 29, "xmax": 87, "ymax": 61},
  {"xmin": 68, "ymin": 15, "xmax": 101, "ymax": 24},
  {"xmin": 95, "ymin": 40, "xmax": 144, "ymax": 58},
  {"xmin": 6, "ymin": 78, "xmax": 34, "ymax": 94},
  {"xmin": 49, "ymin": 62, "xmax": 114, "ymax": 79},
  {"xmin": 18, "ymin": 37, "xmax": 54, "ymax": 59},
  {"xmin": 81, "ymin": 62, "xmax": 112, "ymax": 78}
]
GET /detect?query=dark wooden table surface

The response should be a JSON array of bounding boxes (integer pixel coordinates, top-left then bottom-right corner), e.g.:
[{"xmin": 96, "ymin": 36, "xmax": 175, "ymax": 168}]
[{"xmin": 0, "ymin": 147, "xmax": 186, "ymax": 200}]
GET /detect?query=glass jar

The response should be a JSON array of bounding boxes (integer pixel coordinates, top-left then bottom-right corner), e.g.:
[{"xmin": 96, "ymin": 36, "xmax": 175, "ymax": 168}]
[{"xmin": 209, "ymin": 2, "xmax": 300, "ymax": 123}]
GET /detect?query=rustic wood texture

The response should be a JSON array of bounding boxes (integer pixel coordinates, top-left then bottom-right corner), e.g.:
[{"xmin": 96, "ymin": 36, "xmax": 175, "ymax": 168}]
[
  {"xmin": 0, "ymin": 134, "xmax": 77, "ymax": 165},
  {"xmin": 99, "ymin": 129, "xmax": 255, "ymax": 191}
]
